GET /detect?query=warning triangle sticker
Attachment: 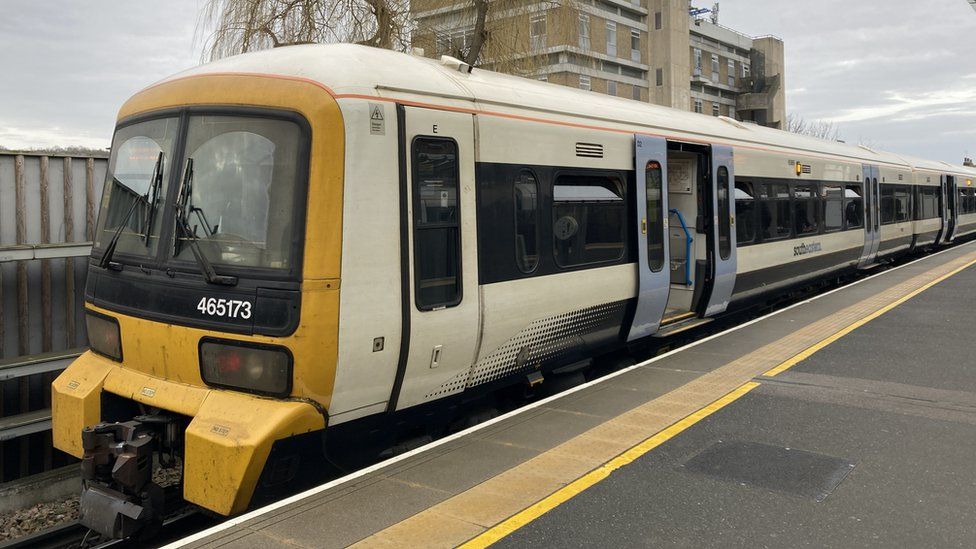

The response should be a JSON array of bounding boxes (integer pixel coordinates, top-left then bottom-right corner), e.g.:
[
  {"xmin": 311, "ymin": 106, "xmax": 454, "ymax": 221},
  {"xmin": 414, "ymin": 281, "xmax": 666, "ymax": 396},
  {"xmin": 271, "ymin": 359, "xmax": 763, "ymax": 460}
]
[{"xmin": 371, "ymin": 105, "xmax": 384, "ymax": 120}]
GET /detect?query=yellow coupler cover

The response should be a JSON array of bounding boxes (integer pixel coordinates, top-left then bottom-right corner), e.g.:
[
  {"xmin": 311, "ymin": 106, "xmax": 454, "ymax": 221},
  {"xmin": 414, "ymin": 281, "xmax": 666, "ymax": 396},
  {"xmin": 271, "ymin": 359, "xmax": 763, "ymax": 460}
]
[{"xmin": 52, "ymin": 351, "xmax": 324, "ymax": 515}]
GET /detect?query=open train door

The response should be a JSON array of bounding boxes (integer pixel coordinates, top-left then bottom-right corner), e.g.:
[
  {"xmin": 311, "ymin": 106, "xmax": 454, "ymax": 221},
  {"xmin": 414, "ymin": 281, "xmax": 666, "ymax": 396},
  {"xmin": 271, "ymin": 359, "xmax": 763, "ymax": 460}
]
[
  {"xmin": 857, "ymin": 165, "xmax": 881, "ymax": 268},
  {"xmin": 627, "ymin": 135, "xmax": 671, "ymax": 341},
  {"xmin": 702, "ymin": 145, "xmax": 736, "ymax": 317}
]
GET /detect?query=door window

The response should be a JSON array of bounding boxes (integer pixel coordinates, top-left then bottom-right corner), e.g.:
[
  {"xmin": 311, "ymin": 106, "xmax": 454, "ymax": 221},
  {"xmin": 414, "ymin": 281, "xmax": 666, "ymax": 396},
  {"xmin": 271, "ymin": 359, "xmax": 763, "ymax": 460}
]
[
  {"xmin": 412, "ymin": 138, "xmax": 462, "ymax": 310},
  {"xmin": 645, "ymin": 161, "xmax": 665, "ymax": 272},
  {"xmin": 717, "ymin": 166, "xmax": 732, "ymax": 259}
]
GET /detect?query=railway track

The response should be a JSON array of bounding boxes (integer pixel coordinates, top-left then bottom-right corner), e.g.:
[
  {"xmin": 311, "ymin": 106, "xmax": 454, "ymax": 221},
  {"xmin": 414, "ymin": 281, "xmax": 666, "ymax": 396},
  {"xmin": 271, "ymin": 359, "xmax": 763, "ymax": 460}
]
[{"xmin": 0, "ymin": 509, "xmax": 215, "ymax": 549}]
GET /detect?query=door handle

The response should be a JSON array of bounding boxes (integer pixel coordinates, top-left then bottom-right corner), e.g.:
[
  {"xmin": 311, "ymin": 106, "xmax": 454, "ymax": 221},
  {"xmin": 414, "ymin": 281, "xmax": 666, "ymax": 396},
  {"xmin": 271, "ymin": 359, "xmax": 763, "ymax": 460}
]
[{"xmin": 641, "ymin": 219, "xmax": 647, "ymax": 234}]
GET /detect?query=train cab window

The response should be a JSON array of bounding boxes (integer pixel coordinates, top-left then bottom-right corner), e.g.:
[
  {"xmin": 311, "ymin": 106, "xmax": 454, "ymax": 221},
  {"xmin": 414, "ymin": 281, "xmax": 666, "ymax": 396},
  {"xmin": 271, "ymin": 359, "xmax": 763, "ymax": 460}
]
[
  {"xmin": 734, "ymin": 181, "xmax": 757, "ymax": 245},
  {"xmin": 793, "ymin": 183, "xmax": 820, "ymax": 235},
  {"xmin": 514, "ymin": 171, "xmax": 540, "ymax": 274},
  {"xmin": 760, "ymin": 182, "xmax": 792, "ymax": 241},
  {"xmin": 717, "ymin": 167, "xmax": 732, "ymax": 259},
  {"xmin": 823, "ymin": 184, "xmax": 844, "ymax": 232},
  {"xmin": 894, "ymin": 185, "xmax": 911, "ymax": 222},
  {"xmin": 552, "ymin": 175, "xmax": 625, "ymax": 267},
  {"xmin": 645, "ymin": 161, "xmax": 666, "ymax": 272},
  {"xmin": 845, "ymin": 184, "xmax": 864, "ymax": 229},
  {"xmin": 412, "ymin": 138, "xmax": 462, "ymax": 310}
]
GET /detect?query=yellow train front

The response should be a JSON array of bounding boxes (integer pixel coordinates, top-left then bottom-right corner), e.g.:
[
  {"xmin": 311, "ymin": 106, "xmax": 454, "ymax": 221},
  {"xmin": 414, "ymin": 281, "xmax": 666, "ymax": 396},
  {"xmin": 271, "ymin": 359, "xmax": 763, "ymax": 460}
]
[{"xmin": 52, "ymin": 60, "xmax": 344, "ymax": 538}]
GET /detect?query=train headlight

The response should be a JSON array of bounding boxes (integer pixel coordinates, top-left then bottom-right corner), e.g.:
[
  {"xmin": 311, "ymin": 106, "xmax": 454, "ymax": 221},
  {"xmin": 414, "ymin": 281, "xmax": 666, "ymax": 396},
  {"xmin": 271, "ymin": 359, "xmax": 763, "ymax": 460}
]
[
  {"xmin": 86, "ymin": 311, "xmax": 122, "ymax": 361},
  {"xmin": 199, "ymin": 339, "xmax": 292, "ymax": 397}
]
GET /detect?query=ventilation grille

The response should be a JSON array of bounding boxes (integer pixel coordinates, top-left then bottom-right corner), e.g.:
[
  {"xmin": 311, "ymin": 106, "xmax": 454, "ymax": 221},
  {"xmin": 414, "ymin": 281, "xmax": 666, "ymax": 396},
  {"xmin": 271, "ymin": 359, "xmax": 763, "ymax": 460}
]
[{"xmin": 576, "ymin": 142, "xmax": 604, "ymax": 158}]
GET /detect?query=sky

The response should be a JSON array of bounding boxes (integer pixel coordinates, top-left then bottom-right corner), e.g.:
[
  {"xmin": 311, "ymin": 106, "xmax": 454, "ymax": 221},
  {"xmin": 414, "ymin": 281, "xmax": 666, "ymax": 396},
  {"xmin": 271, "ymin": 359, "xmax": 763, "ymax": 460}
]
[{"xmin": 0, "ymin": 0, "xmax": 974, "ymax": 163}]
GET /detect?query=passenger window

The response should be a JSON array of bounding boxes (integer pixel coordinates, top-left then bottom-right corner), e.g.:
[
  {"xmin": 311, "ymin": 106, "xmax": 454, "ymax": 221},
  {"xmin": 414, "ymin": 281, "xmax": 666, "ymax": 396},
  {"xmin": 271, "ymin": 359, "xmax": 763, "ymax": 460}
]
[
  {"xmin": 514, "ymin": 171, "xmax": 540, "ymax": 273},
  {"xmin": 646, "ymin": 161, "xmax": 666, "ymax": 272},
  {"xmin": 880, "ymin": 185, "xmax": 895, "ymax": 224},
  {"xmin": 412, "ymin": 138, "xmax": 461, "ymax": 310},
  {"xmin": 894, "ymin": 185, "xmax": 911, "ymax": 222},
  {"xmin": 918, "ymin": 186, "xmax": 939, "ymax": 219},
  {"xmin": 845, "ymin": 184, "xmax": 864, "ymax": 229},
  {"xmin": 793, "ymin": 183, "xmax": 820, "ymax": 235},
  {"xmin": 823, "ymin": 184, "xmax": 844, "ymax": 232},
  {"xmin": 552, "ymin": 175, "xmax": 625, "ymax": 267},
  {"xmin": 717, "ymin": 167, "xmax": 731, "ymax": 260},
  {"xmin": 734, "ymin": 181, "xmax": 757, "ymax": 245},
  {"xmin": 760, "ymin": 182, "xmax": 792, "ymax": 240}
]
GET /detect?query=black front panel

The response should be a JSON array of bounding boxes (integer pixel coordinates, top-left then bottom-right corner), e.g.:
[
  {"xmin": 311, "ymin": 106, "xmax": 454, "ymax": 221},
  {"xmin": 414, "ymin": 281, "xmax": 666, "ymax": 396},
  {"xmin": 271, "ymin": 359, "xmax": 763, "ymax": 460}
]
[{"xmin": 87, "ymin": 265, "xmax": 300, "ymax": 337}]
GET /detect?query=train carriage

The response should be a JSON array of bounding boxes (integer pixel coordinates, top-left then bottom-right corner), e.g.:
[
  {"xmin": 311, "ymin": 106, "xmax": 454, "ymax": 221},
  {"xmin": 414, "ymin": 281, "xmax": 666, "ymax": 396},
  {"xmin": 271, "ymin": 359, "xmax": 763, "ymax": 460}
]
[{"xmin": 50, "ymin": 44, "xmax": 975, "ymax": 538}]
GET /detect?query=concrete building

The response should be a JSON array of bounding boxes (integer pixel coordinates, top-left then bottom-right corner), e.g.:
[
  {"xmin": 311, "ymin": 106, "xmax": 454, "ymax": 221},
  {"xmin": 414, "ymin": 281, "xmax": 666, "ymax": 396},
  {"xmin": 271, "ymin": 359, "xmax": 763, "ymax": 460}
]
[{"xmin": 412, "ymin": 1, "xmax": 786, "ymax": 129}]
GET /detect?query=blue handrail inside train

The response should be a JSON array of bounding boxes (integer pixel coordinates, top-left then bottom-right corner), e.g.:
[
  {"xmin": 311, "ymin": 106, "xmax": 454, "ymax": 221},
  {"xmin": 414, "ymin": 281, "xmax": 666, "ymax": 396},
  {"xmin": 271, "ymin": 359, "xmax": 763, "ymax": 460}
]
[{"xmin": 669, "ymin": 208, "xmax": 694, "ymax": 286}]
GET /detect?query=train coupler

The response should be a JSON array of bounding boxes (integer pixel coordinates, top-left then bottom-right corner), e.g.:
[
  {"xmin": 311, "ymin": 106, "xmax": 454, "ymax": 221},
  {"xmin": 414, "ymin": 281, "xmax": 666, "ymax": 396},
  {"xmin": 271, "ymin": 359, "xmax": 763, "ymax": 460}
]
[{"xmin": 79, "ymin": 415, "xmax": 179, "ymax": 539}]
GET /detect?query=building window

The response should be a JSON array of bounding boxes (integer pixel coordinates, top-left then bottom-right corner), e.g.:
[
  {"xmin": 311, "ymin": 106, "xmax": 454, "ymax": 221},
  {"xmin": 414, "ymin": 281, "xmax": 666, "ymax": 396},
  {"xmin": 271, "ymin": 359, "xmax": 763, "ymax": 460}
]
[
  {"xmin": 630, "ymin": 30, "xmax": 641, "ymax": 62},
  {"xmin": 743, "ymin": 63, "xmax": 750, "ymax": 78},
  {"xmin": 578, "ymin": 14, "xmax": 590, "ymax": 50},
  {"xmin": 655, "ymin": 11, "xmax": 663, "ymax": 30},
  {"xmin": 530, "ymin": 14, "xmax": 546, "ymax": 51},
  {"xmin": 694, "ymin": 98, "xmax": 703, "ymax": 113},
  {"xmin": 693, "ymin": 48, "xmax": 702, "ymax": 76},
  {"xmin": 607, "ymin": 80, "xmax": 617, "ymax": 96},
  {"xmin": 606, "ymin": 21, "xmax": 617, "ymax": 57},
  {"xmin": 655, "ymin": 68, "xmax": 663, "ymax": 86},
  {"xmin": 632, "ymin": 85, "xmax": 641, "ymax": 100},
  {"xmin": 412, "ymin": 138, "xmax": 462, "ymax": 310},
  {"xmin": 553, "ymin": 175, "xmax": 626, "ymax": 267},
  {"xmin": 711, "ymin": 54, "xmax": 719, "ymax": 82},
  {"xmin": 727, "ymin": 59, "xmax": 735, "ymax": 87},
  {"xmin": 579, "ymin": 74, "xmax": 591, "ymax": 91},
  {"xmin": 712, "ymin": 102, "xmax": 720, "ymax": 117}
]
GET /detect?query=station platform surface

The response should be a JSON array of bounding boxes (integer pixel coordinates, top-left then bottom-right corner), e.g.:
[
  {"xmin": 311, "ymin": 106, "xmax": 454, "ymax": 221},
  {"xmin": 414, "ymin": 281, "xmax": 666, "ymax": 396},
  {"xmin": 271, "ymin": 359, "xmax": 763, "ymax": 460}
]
[{"xmin": 171, "ymin": 241, "xmax": 976, "ymax": 549}]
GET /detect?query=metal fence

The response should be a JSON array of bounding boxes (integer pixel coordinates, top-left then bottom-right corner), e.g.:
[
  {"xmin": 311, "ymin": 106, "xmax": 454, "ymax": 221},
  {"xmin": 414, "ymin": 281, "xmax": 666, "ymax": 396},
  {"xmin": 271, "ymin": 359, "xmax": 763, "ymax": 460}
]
[{"xmin": 0, "ymin": 151, "xmax": 106, "ymax": 481}]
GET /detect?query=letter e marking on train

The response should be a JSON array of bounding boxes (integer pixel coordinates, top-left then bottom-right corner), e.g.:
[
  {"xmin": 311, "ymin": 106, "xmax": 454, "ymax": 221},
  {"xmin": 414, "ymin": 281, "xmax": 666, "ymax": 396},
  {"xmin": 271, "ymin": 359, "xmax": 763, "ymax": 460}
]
[{"xmin": 369, "ymin": 103, "xmax": 385, "ymax": 135}]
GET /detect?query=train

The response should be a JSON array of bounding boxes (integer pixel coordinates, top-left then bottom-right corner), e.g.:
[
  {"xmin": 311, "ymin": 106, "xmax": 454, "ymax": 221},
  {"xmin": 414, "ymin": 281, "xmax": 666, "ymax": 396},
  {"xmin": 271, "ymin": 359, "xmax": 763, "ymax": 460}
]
[{"xmin": 51, "ymin": 44, "xmax": 976, "ymax": 538}]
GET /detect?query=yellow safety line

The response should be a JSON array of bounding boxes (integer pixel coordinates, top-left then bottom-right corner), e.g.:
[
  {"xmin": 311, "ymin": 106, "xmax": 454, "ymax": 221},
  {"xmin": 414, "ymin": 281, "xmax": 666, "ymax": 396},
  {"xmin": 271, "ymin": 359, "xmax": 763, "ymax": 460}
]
[
  {"xmin": 459, "ymin": 381, "xmax": 761, "ymax": 549},
  {"xmin": 763, "ymin": 256, "xmax": 976, "ymax": 377}
]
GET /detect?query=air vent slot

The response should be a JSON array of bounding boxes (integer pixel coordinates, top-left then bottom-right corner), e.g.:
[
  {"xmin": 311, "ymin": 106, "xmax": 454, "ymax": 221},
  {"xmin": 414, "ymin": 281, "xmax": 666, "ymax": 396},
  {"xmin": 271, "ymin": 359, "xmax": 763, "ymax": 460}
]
[{"xmin": 576, "ymin": 142, "xmax": 604, "ymax": 158}]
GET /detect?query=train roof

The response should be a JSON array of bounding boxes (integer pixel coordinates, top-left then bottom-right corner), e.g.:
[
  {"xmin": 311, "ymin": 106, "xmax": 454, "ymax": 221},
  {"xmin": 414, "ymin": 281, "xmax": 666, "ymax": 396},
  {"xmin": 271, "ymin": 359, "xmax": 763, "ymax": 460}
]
[{"xmin": 152, "ymin": 44, "xmax": 963, "ymax": 174}]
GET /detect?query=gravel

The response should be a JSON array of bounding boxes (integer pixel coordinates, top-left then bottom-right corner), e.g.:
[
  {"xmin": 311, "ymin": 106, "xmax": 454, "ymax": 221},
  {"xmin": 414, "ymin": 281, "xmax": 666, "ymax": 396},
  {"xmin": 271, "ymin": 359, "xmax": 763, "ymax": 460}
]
[{"xmin": 0, "ymin": 495, "xmax": 79, "ymax": 541}]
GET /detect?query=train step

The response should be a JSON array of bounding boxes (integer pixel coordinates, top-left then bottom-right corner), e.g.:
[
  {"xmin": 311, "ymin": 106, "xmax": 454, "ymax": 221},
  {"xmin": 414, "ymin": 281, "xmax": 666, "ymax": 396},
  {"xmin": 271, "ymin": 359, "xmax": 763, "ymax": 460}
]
[{"xmin": 654, "ymin": 316, "xmax": 712, "ymax": 337}]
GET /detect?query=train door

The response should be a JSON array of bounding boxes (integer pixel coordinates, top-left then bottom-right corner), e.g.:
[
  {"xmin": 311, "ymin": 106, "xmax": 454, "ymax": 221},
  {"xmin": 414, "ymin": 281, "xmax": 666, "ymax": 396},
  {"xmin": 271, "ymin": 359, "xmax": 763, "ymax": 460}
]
[
  {"xmin": 701, "ymin": 145, "xmax": 737, "ymax": 317},
  {"xmin": 943, "ymin": 175, "xmax": 958, "ymax": 242},
  {"xmin": 857, "ymin": 165, "xmax": 881, "ymax": 268},
  {"xmin": 627, "ymin": 135, "xmax": 671, "ymax": 341},
  {"xmin": 391, "ymin": 106, "xmax": 480, "ymax": 410}
]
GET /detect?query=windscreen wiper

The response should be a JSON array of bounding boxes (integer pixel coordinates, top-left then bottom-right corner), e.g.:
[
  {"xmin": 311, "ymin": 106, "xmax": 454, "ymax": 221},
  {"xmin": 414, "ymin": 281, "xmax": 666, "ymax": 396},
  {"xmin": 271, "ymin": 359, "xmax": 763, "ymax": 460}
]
[
  {"xmin": 99, "ymin": 152, "xmax": 163, "ymax": 270},
  {"xmin": 174, "ymin": 158, "xmax": 238, "ymax": 286},
  {"xmin": 142, "ymin": 152, "xmax": 165, "ymax": 246}
]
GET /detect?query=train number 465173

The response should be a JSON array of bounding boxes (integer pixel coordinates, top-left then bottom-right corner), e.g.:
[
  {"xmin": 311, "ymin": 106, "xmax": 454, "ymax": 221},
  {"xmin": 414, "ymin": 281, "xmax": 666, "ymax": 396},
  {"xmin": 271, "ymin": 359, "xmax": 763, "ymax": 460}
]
[{"xmin": 196, "ymin": 297, "xmax": 252, "ymax": 319}]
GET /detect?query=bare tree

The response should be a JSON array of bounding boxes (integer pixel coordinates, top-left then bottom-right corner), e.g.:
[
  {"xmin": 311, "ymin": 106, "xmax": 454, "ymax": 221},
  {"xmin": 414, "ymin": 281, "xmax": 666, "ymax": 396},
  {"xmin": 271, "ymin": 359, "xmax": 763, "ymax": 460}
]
[
  {"xmin": 786, "ymin": 113, "xmax": 841, "ymax": 141},
  {"xmin": 198, "ymin": 0, "xmax": 577, "ymax": 78},
  {"xmin": 411, "ymin": 0, "xmax": 578, "ymax": 75},
  {"xmin": 197, "ymin": 0, "xmax": 412, "ymax": 61}
]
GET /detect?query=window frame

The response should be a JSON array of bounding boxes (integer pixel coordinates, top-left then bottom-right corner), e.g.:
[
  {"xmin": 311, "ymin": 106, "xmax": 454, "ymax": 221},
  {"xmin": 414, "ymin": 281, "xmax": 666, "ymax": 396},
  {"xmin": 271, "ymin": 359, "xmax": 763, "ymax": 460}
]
[
  {"xmin": 606, "ymin": 21, "xmax": 617, "ymax": 56},
  {"xmin": 645, "ymin": 161, "xmax": 666, "ymax": 272},
  {"xmin": 578, "ymin": 13, "xmax": 590, "ymax": 49},
  {"xmin": 760, "ymin": 181, "xmax": 793, "ymax": 242},
  {"xmin": 411, "ymin": 136, "xmax": 464, "ymax": 311},
  {"xmin": 733, "ymin": 180, "xmax": 759, "ymax": 247},
  {"xmin": 551, "ymin": 171, "xmax": 627, "ymax": 270},
  {"xmin": 822, "ymin": 182, "xmax": 845, "ymax": 233}
]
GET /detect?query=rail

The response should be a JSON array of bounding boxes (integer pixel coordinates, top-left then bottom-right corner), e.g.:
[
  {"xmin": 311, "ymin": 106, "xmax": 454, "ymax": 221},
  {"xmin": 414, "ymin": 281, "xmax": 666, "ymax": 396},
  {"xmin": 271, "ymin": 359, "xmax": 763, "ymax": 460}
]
[
  {"xmin": 0, "ymin": 242, "xmax": 93, "ymax": 263},
  {"xmin": 0, "ymin": 349, "xmax": 84, "ymax": 481},
  {"xmin": 669, "ymin": 209, "xmax": 694, "ymax": 286}
]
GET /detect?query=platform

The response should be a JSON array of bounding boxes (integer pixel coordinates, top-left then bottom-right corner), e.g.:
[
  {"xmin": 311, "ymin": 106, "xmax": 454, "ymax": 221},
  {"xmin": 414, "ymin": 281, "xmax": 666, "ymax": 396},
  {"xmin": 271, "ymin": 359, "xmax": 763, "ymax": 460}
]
[{"xmin": 170, "ymin": 241, "xmax": 976, "ymax": 549}]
